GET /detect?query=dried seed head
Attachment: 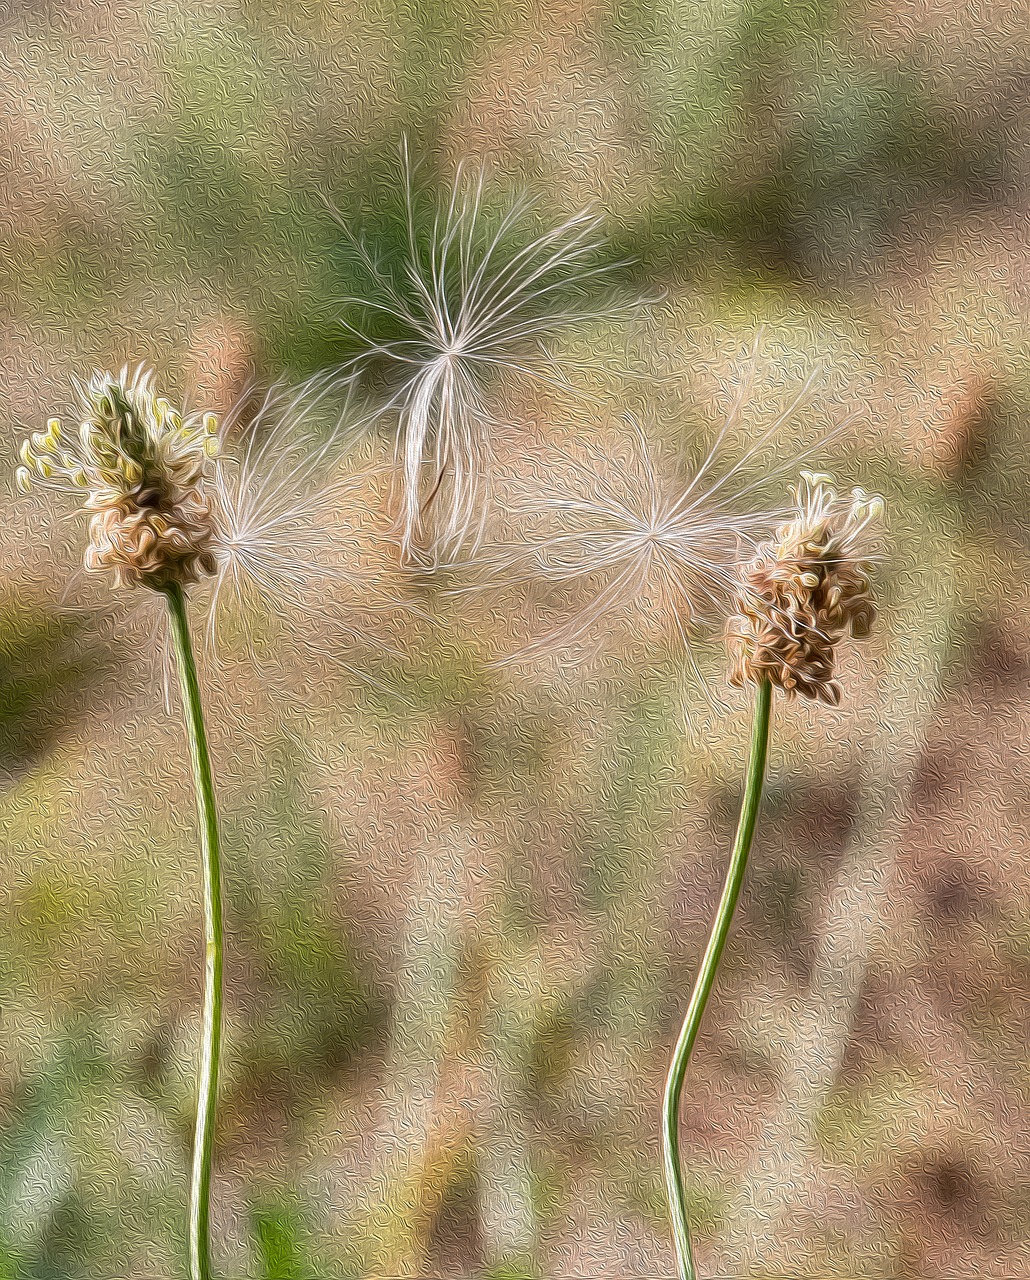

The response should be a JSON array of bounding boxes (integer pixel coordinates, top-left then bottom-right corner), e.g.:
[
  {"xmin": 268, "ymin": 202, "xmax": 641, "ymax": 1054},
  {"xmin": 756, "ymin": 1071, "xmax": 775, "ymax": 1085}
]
[
  {"xmin": 17, "ymin": 367, "xmax": 220, "ymax": 591},
  {"xmin": 727, "ymin": 471, "xmax": 883, "ymax": 705}
]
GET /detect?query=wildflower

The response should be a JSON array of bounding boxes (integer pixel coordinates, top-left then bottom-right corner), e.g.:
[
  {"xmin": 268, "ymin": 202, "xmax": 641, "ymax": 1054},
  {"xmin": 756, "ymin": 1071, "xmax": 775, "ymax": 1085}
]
[
  {"xmin": 17, "ymin": 366, "xmax": 220, "ymax": 593},
  {"xmin": 727, "ymin": 471, "xmax": 883, "ymax": 704},
  {"xmin": 329, "ymin": 153, "xmax": 620, "ymax": 567},
  {"xmin": 665, "ymin": 473, "xmax": 883, "ymax": 1280},
  {"xmin": 15, "ymin": 363, "xmax": 237, "ymax": 1280}
]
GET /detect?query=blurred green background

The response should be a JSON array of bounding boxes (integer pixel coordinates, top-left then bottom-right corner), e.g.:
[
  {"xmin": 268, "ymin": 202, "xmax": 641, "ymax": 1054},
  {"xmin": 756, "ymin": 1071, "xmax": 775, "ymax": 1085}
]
[{"xmin": 1, "ymin": 0, "xmax": 1029, "ymax": 1277}]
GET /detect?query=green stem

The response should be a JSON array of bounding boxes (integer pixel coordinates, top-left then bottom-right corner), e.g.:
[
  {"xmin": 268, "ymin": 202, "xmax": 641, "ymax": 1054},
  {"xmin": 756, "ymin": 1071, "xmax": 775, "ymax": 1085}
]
[
  {"xmin": 662, "ymin": 679, "xmax": 773, "ymax": 1280},
  {"xmin": 165, "ymin": 581, "xmax": 224, "ymax": 1280}
]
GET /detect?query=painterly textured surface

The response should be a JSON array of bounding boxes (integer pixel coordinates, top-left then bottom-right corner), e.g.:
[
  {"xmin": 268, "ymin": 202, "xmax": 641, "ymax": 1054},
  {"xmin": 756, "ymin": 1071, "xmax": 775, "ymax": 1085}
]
[{"xmin": 0, "ymin": 1, "xmax": 1028, "ymax": 1277}]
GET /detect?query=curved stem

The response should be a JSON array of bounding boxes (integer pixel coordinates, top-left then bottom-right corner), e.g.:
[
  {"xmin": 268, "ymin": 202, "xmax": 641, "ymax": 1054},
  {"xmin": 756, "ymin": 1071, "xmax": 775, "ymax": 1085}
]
[
  {"xmin": 165, "ymin": 581, "xmax": 224, "ymax": 1280},
  {"xmin": 662, "ymin": 679, "xmax": 773, "ymax": 1280}
]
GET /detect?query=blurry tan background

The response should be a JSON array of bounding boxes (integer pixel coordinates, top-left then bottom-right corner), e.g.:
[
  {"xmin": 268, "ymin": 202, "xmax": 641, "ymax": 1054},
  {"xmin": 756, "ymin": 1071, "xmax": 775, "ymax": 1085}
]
[{"xmin": 0, "ymin": 1, "xmax": 1029, "ymax": 1277}]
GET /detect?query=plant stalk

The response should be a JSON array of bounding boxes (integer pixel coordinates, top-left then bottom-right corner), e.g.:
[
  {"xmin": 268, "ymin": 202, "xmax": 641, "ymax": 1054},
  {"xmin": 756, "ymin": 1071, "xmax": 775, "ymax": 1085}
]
[
  {"xmin": 662, "ymin": 678, "xmax": 773, "ymax": 1280},
  {"xmin": 165, "ymin": 581, "xmax": 224, "ymax": 1280}
]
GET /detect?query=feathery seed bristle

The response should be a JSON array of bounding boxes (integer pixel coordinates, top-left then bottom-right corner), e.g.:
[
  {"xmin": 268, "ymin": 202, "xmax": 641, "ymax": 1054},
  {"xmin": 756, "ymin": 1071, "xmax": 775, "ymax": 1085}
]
[{"xmin": 326, "ymin": 151, "xmax": 621, "ymax": 568}]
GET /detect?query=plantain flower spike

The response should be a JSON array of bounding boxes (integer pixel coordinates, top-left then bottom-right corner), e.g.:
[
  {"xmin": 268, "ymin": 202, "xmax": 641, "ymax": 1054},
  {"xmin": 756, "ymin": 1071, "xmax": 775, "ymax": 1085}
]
[
  {"xmin": 728, "ymin": 471, "xmax": 883, "ymax": 705},
  {"xmin": 17, "ymin": 366, "xmax": 220, "ymax": 592}
]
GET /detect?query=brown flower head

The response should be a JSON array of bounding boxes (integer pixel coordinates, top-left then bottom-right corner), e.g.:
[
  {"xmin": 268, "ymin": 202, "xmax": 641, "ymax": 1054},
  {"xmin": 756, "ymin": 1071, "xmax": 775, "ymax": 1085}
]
[
  {"xmin": 727, "ymin": 471, "xmax": 883, "ymax": 705},
  {"xmin": 17, "ymin": 367, "xmax": 220, "ymax": 591}
]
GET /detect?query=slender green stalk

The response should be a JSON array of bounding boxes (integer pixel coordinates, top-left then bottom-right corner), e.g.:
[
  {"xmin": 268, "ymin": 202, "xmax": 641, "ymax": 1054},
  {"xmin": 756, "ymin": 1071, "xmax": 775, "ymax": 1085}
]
[
  {"xmin": 165, "ymin": 581, "xmax": 224, "ymax": 1280},
  {"xmin": 662, "ymin": 679, "xmax": 773, "ymax": 1280}
]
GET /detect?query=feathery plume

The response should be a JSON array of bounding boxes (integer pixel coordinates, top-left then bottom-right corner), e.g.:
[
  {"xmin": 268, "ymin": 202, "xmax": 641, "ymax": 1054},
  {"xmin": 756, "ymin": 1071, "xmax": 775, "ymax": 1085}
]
[
  {"xmin": 478, "ymin": 427, "xmax": 782, "ymax": 667},
  {"xmin": 465, "ymin": 347, "xmax": 831, "ymax": 670},
  {"xmin": 206, "ymin": 374, "xmax": 379, "ymax": 613},
  {"xmin": 727, "ymin": 470, "xmax": 884, "ymax": 704},
  {"xmin": 330, "ymin": 151, "xmax": 620, "ymax": 567}
]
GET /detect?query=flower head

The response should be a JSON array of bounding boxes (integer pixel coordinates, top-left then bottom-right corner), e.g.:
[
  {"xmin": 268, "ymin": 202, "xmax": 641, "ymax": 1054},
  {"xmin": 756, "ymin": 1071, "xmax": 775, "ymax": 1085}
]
[
  {"xmin": 17, "ymin": 367, "xmax": 220, "ymax": 592},
  {"xmin": 727, "ymin": 471, "xmax": 883, "ymax": 704}
]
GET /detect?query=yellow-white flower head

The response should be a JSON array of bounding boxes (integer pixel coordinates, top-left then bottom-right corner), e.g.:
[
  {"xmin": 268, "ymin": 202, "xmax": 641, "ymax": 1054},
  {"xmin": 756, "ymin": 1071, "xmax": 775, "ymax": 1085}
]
[
  {"xmin": 17, "ymin": 366, "xmax": 220, "ymax": 592},
  {"xmin": 728, "ymin": 471, "xmax": 884, "ymax": 704}
]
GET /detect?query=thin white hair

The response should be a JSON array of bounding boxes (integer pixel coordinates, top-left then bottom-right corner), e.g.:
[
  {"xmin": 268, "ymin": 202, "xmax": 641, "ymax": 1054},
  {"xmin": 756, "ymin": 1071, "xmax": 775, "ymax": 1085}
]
[
  {"xmin": 319, "ymin": 143, "xmax": 630, "ymax": 568},
  {"xmin": 202, "ymin": 372, "xmax": 415, "ymax": 667},
  {"xmin": 461, "ymin": 335, "xmax": 854, "ymax": 679}
]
